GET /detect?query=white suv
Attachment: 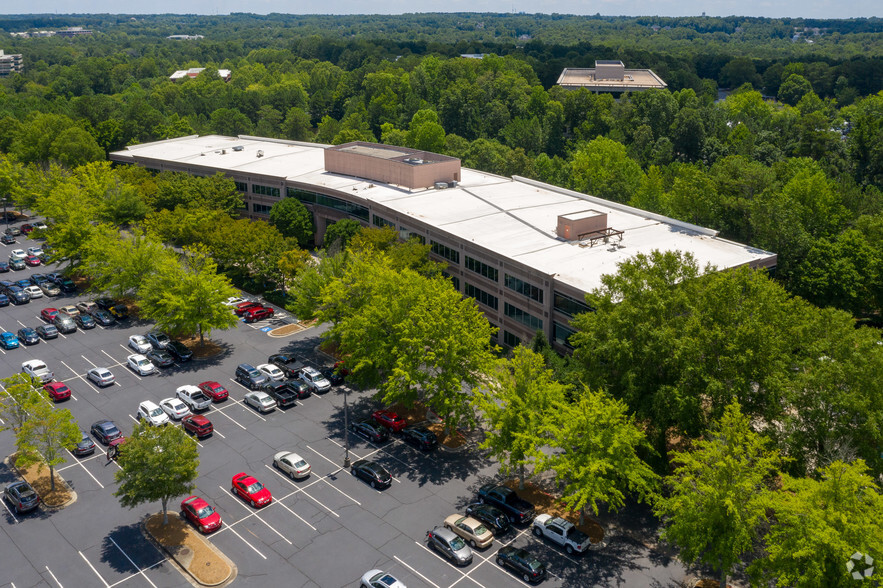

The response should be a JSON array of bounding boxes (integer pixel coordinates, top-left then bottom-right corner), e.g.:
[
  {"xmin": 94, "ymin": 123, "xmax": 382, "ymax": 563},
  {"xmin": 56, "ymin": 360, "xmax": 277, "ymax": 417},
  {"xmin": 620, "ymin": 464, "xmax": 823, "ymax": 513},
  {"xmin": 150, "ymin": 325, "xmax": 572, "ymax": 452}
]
[
  {"xmin": 299, "ymin": 367, "xmax": 331, "ymax": 393},
  {"xmin": 137, "ymin": 400, "xmax": 170, "ymax": 426},
  {"xmin": 21, "ymin": 360, "xmax": 53, "ymax": 383}
]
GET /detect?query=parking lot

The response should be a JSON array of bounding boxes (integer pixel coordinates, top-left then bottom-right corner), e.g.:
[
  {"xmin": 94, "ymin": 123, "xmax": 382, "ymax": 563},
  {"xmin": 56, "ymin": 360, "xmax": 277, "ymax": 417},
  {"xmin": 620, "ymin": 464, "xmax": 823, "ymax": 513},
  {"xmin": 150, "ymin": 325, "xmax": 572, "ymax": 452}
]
[{"xmin": 0, "ymin": 228, "xmax": 689, "ymax": 588}]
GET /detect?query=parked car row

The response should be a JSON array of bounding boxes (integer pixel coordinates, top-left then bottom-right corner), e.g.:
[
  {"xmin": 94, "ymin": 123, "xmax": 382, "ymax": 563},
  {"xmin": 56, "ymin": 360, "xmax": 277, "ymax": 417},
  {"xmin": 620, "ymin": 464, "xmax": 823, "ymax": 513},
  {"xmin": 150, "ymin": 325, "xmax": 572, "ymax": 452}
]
[
  {"xmin": 0, "ymin": 272, "xmax": 73, "ymax": 307},
  {"xmin": 231, "ymin": 300, "xmax": 276, "ymax": 323}
]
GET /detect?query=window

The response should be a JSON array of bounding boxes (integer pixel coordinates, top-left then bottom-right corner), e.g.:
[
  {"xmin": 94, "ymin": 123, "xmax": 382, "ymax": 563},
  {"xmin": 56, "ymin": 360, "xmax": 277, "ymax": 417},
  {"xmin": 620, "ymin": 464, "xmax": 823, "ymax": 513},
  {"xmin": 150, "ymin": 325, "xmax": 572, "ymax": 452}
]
[
  {"xmin": 373, "ymin": 215, "xmax": 394, "ymax": 228},
  {"xmin": 234, "ymin": 181, "xmax": 248, "ymax": 193},
  {"xmin": 503, "ymin": 330, "xmax": 521, "ymax": 348},
  {"xmin": 464, "ymin": 282, "xmax": 498, "ymax": 310},
  {"xmin": 504, "ymin": 303, "xmax": 543, "ymax": 331},
  {"xmin": 465, "ymin": 256, "xmax": 498, "ymax": 282},
  {"xmin": 400, "ymin": 228, "xmax": 425, "ymax": 244},
  {"xmin": 286, "ymin": 188, "xmax": 369, "ymax": 221},
  {"xmin": 252, "ymin": 203, "xmax": 272, "ymax": 215},
  {"xmin": 251, "ymin": 184, "xmax": 280, "ymax": 197},
  {"xmin": 442, "ymin": 272, "xmax": 460, "ymax": 291},
  {"xmin": 553, "ymin": 291, "xmax": 592, "ymax": 317},
  {"xmin": 431, "ymin": 240, "xmax": 460, "ymax": 264},
  {"xmin": 553, "ymin": 322, "xmax": 577, "ymax": 349},
  {"xmin": 505, "ymin": 274, "xmax": 543, "ymax": 303}
]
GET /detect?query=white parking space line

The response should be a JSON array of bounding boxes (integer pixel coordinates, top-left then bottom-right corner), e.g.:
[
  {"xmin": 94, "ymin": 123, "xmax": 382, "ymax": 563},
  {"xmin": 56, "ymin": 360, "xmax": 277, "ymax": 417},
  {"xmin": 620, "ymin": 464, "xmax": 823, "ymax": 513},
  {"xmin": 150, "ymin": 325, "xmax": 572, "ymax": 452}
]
[
  {"xmin": 1, "ymin": 494, "xmax": 19, "ymax": 522},
  {"xmin": 209, "ymin": 405, "xmax": 247, "ymax": 430},
  {"xmin": 105, "ymin": 558, "xmax": 168, "ymax": 588},
  {"xmin": 275, "ymin": 498, "xmax": 317, "ymax": 531},
  {"xmin": 60, "ymin": 448, "xmax": 105, "ymax": 489},
  {"xmin": 108, "ymin": 537, "xmax": 159, "ymax": 588},
  {"xmin": 322, "ymin": 439, "xmax": 402, "ymax": 484},
  {"xmin": 224, "ymin": 388, "xmax": 267, "ymax": 422},
  {"xmin": 262, "ymin": 464, "xmax": 340, "ymax": 518},
  {"xmin": 305, "ymin": 444, "xmax": 343, "ymax": 469},
  {"xmin": 218, "ymin": 486, "xmax": 293, "ymax": 545},
  {"xmin": 393, "ymin": 555, "xmax": 441, "ymax": 588},
  {"xmin": 44, "ymin": 566, "xmax": 63, "ymax": 588},
  {"xmin": 81, "ymin": 355, "xmax": 98, "ymax": 368},
  {"xmin": 78, "ymin": 551, "xmax": 110, "ymax": 588},
  {"xmin": 222, "ymin": 524, "xmax": 267, "ymax": 559},
  {"xmin": 413, "ymin": 541, "xmax": 489, "ymax": 588},
  {"xmin": 303, "ymin": 447, "xmax": 364, "ymax": 506}
]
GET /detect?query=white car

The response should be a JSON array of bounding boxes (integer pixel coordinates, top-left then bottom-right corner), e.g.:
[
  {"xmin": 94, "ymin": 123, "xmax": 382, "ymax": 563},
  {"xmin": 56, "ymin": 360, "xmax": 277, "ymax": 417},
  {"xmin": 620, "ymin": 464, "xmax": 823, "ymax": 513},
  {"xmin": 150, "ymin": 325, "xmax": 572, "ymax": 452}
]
[
  {"xmin": 273, "ymin": 451, "xmax": 311, "ymax": 479},
  {"xmin": 21, "ymin": 359, "xmax": 53, "ymax": 383},
  {"xmin": 176, "ymin": 385, "xmax": 211, "ymax": 412},
  {"xmin": 360, "ymin": 570, "xmax": 407, "ymax": 588},
  {"xmin": 32, "ymin": 221, "xmax": 47, "ymax": 230},
  {"xmin": 299, "ymin": 367, "xmax": 331, "ymax": 393},
  {"xmin": 257, "ymin": 363, "xmax": 285, "ymax": 382},
  {"xmin": 127, "ymin": 354, "xmax": 156, "ymax": 376},
  {"xmin": 159, "ymin": 397, "xmax": 190, "ymax": 420},
  {"xmin": 9, "ymin": 249, "xmax": 26, "ymax": 261},
  {"xmin": 26, "ymin": 247, "xmax": 43, "ymax": 257},
  {"xmin": 128, "ymin": 335, "xmax": 152, "ymax": 354},
  {"xmin": 243, "ymin": 391, "xmax": 276, "ymax": 413},
  {"xmin": 137, "ymin": 400, "xmax": 170, "ymax": 426},
  {"xmin": 87, "ymin": 367, "xmax": 115, "ymax": 387},
  {"xmin": 23, "ymin": 285, "xmax": 43, "ymax": 299},
  {"xmin": 222, "ymin": 296, "xmax": 250, "ymax": 306}
]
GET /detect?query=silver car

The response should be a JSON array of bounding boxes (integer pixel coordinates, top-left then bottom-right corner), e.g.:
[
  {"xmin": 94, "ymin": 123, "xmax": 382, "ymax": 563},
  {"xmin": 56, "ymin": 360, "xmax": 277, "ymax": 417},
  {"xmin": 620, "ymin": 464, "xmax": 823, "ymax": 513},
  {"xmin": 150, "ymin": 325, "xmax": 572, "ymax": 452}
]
[
  {"xmin": 243, "ymin": 391, "xmax": 276, "ymax": 413},
  {"xmin": 87, "ymin": 367, "xmax": 115, "ymax": 387},
  {"xmin": 39, "ymin": 282, "xmax": 60, "ymax": 296},
  {"xmin": 426, "ymin": 526, "xmax": 473, "ymax": 566},
  {"xmin": 273, "ymin": 451, "xmax": 311, "ymax": 479}
]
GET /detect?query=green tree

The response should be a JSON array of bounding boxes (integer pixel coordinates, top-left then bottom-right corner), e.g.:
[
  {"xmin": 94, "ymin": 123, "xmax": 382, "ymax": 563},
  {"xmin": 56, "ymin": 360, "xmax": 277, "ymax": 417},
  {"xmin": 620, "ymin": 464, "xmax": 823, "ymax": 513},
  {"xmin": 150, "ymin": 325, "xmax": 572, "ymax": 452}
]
[
  {"xmin": 570, "ymin": 137, "xmax": 643, "ymax": 204},
  {"xmin": 80, "ymin": 228, "xmax": 173, "ymax": 299},
  {"xmin": 114, "ymin": 421, "xmax": 199, "ymax": 525},
  {"xmin": 536, "ymin": 387, "xmax": 658, "ymax": 524},
  {"xmin": 656, "ymin": 403, "xmax": 781, "ymax": 588},
  {"xmin": 0, "ymin": 374, "xmax": 43, "ymax": 434},
  {"xmin": 750, "ymin": 460, "xmax": 883, "ymax": 587},
  {"xmin": 15, "ymin": 399, "xmax": 80, "ymax": 492},
  {"xmin": 323, "ymin": 219, "xmax": 363, "ymax": 252},
  {"xmin": 139, "ymin": 247, "xmax": 239, "ymax": 344},
  {"xmin": 269, "ymin": 197, "xmax": 314, "ymax": 248},
  {"xmin": 476, "ymin": 347, "xmax": 568, "ymax": 489},
  {"xmin": 778, "ymin": 74, "xmax": 814, "ymax": 106}
]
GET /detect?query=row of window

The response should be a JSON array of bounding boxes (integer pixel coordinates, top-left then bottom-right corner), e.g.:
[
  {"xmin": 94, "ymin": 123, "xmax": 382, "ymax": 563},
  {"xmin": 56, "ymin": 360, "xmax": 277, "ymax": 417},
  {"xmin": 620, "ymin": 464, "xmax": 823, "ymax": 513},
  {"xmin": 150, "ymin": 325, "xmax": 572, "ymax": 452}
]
[
  {"xmin": 235, "ymin": 181, "xmax": 248, "ymax": 193},
  {"xmin": 464, "ymin": 282, "xmax": 498, "ymax": 311},
  {"xmin": 287, "ymin": 188, "xmax": 370, "ymax": 222},
  {"xmin": 553, "ymin": 291, "xmax": 592, "ymax": 317},
  {"xmin": 252, "ymin": 203, "xmax": 272, "ymax": 215},
  {"xmin": 465, "ymin": 256, "xmax": 498, "ymax": 282},
  {"xmin": 252, "ymin": 184, "xmax": 280, "ymax": 197},
  {"xmin": 373, "ymin": 214, "xmax": 395, "ymax": 228},
  {"xmin": 505, "ymin": 274, "xmax": 543, "ymax": 304},
  {"xmin": 504, "ymin": 302, "xmax": 543, "ymax": 331},
  {"xmin": 430, "ymin": 240, "xmax": 460, "ymax": 264}
]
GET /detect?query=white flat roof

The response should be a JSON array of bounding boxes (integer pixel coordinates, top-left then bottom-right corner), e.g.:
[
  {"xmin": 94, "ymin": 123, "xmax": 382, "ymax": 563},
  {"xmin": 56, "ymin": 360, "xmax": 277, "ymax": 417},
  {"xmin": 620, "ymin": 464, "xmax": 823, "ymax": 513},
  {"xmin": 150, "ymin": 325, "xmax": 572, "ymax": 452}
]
[{"xmin": 111, "ymin": 135, "xmax": 775, "ymax": 294}]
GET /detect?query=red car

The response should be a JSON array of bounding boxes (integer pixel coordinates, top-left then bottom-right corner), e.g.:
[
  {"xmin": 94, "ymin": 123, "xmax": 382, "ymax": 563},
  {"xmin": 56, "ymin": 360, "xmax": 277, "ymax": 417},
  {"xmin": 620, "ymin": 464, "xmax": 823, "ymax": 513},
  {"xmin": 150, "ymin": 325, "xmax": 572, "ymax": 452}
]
[
  {"xmin": 40, "ymin": 308, "xmax": 59, "ymax": 322},
  {"xmin": 243, "ymin": 307, "xmax": 274, "ymax": 323},
  {"xmin": 333, "ymin": 360, "xmax": 351, "ymax": 376},
  {"xmin": 233, "ymin": 301, "xmax": 263, "ymax": 316},
  {"xmin": 182, "ymin": 414, "xmax": 213, "ymax": 438},
  {"xmin": 198, "ymin": 381, "xmax": 229, "ymax": 402},
  {"xmin": 231, "ymin": 472, "xmax": 272, "ymax": 508},
  {"xmin": 372, "ymin": 409, "xmax": 407, "ymax": 433},
  {"xmin": 180, "ymin": 495, "xmax": 221, "ymax": 533},
  {"xmin": 24, "ymin": 255, "xmax": 41, "ymax": 266},
  {"xmin": 44, "ymin": 382, "xmax": 71, "ymax": 402},
  {"xmin": 20, "ymin": 224, "xmax": 33, "ymax": 234}
]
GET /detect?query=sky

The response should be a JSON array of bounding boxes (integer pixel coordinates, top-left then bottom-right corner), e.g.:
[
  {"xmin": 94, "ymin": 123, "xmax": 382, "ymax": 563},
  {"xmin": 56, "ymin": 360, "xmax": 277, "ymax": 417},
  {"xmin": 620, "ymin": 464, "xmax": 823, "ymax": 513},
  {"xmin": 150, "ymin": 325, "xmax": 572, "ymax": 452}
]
[{"xmin": 2, "ymin": 0, "xmax": 877, "ymax": 19}]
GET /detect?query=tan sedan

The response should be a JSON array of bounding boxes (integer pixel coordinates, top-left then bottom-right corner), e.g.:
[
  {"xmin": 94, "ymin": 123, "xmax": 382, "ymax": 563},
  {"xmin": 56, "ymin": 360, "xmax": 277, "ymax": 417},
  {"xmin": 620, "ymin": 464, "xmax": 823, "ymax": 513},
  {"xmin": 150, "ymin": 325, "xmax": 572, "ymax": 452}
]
[{"xmin": 444, "ymin": 514, "xmax": 494, "ymax": 549}]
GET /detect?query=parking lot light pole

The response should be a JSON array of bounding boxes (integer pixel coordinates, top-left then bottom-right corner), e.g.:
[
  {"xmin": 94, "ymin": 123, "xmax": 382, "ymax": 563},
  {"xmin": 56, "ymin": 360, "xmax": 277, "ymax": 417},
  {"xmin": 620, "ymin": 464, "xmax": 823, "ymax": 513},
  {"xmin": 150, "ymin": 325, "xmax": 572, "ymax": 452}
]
[{"xmin": 343, "ymin": 385, "xmax": 351, "ymax": 468}]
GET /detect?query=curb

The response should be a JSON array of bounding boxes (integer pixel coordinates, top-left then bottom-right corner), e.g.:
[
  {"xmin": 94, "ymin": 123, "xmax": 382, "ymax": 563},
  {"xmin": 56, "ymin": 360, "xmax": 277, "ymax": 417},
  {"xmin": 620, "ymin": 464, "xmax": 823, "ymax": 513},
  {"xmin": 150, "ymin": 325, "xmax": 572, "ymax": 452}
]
[
  {"xmin": 142, "ymin": 514, "xmax": 237, "ymax": 587},
  {"xmin": 5, "ymin": 454, "xmax": 77, "ymax": 509}
]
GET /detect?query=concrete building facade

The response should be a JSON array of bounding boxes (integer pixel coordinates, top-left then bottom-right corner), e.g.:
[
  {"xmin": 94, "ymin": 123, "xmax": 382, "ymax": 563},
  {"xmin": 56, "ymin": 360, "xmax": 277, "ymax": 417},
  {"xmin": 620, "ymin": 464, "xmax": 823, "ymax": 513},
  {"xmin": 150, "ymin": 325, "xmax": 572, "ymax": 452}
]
[
  {"xmin": 110, "ymin": 135, "xmax": 776, "ymax": 354},
  {"xmin": 0, "ymin": 50, "xmax": 23, "ymax": 76}
]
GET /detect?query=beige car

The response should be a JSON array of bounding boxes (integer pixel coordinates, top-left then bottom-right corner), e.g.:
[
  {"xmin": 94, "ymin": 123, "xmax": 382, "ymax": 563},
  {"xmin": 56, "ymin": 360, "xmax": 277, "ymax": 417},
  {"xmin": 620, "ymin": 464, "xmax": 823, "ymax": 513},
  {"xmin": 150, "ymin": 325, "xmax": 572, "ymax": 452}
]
[
  {"xmin": 444, "ymin": 514, "xmax": 494, "ymax": 549},
  {"xmin": 58, "ymin": 305, "xmax": 80, "ymax": 317}
]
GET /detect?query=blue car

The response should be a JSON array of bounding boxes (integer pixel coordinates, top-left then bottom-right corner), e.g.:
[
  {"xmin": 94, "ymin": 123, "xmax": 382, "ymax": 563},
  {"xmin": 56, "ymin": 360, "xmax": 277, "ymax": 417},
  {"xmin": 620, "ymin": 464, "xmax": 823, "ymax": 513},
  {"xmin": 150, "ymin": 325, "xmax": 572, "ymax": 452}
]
[{"xmin": 0, "ymin": 332, "xmax": 20, "ymax": 349}]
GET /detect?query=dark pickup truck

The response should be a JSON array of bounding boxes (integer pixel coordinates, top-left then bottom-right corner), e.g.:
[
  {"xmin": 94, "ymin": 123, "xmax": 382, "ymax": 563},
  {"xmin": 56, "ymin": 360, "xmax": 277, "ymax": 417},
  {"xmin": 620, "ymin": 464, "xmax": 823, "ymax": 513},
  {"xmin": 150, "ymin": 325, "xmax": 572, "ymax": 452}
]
[
  {"xmin": 261, "ymin": 381, "xmax": 299, "ymax": 408},
  {"xmin": 476, "ymin": 483, "xmax": 536, "ymax": 524},
  {"xmin": 268, "ymin": 353, "xmax": 305, "ymax": 379}
]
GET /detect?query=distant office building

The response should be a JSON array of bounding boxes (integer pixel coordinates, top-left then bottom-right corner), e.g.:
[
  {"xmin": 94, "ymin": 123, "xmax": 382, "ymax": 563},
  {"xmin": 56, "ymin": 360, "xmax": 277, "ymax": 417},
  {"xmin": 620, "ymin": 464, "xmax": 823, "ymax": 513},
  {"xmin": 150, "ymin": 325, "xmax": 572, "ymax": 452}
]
[
  {"xmin": 557, "ymin": 60, "xmax": 667, "ymax": 93},
  {"xmin": 0, "ymin": 50, "xmax": 23, "ymax": 76},
  {"xmin": 56, "ymin": 27, "xmax": 92, "ymax": 37},
  {"xmin": 110, "ymin": 135, "xmax": 775, "ymax": 354},
  {"xmin": 169, "ymin": 67, "xmax": 231, "ymax": 82},
  {"xmin": 167, "ymin": 35, "xmax": 204, "ymax": 40},
  {"xmin": 460, "ymin": 54, "xmax": 486, "ymax": 59}
]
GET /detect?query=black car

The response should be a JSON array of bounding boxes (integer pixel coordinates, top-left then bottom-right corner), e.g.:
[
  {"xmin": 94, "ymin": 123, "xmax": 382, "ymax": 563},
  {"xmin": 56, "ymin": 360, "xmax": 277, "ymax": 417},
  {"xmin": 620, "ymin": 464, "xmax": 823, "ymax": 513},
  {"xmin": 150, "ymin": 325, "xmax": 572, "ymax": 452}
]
[
  {"xmin": 0, "ymin": 294, "xmax": 8, "ymax": 307},
  {"xmin": 477, "ymin": 483, "xmax": 536, "ymax": 524},
  {"xmin": 7, "ymin": 286, "xmax": 28, "ymax": 304},
  {"xmin": 0, "ymin": 261, "xmax": 8, "ymax": 273},
  {"xmin": 95, "ymin": 297, "xmax": 116, "ymax": 309},
  {"xmin": 29, "ymin": 273, "xmax": 48, "ymax": 285},
  {"xmin": 496, "ymin": 546, "xmax": 547, "ymax": 584},
  {"xmin": 465, "ymin": 502, "xmax": 511, "ymax": 535},
  {"xmin": 36, "ymin": 324, "xmax": 58, "ymax": 339},
  {"xmin": 91, "ymin": 309, "xmax": 116, "ymax": 326},
  {"xmin": 72, "ymin": 430, "xmax": 96, "ymax": 457},
  {"xmin": 146, "ymin": 348, "xmax": 174, "ymax": 368},
  {"xmin": 268, "ymin": 353, "xmax": 304, "ymax": 378},
  {"xmin": 16, "ymin": 327, "xmax": 39, "ymax": 345},
  {"xmin": 166, "ymin": 340, "xmax": 193, "ymax": 362},
  {"xmin": 58, "ymin": 278, "xmax": 76, "ymax": 293},
  {"xmin": 323, "ymin": 368, "xmax": 344, "ymax": 386},
  {"xmin": 0, "ymin": 234, "xmax": 14, "ymax": 244},
  {"xmin": 4, "ymin": 481, "xmax": 40, "ymax": 514},
  {"xmin": 286, "ymin": 379, "xmax": 311, "ymax": 399},
  {"xmin": 350, "ymin": 419, "xmax": 390, "ymax": 443},
  {"xmin": 91, "ymin": 419, "xmax": 123, "ymax": 445},
  {"xmin": 9, "ymin": 259, "xmax": 25, "ymax": 271},
  {"xmin": 401, "ymin": 425, "xmax": 439, "ymax": 452},
  {"xmin": 74, "ymin": 314, "xmax": 96, "ymax": 329},
  {"xmin": 350, "ymin": 459, "xmax": 392, "ymax": 489}
]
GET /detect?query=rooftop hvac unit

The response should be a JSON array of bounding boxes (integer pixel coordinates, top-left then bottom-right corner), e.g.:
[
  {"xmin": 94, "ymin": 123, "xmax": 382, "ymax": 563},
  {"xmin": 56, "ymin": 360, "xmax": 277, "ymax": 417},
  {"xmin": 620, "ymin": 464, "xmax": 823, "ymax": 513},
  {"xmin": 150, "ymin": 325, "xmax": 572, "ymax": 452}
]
[
  {"xmin": 448, "ymin": 181, "xmax": 458, "ymax": 188},
  {"xmin": 256, "ymin": 150, "xmax": 264, "ymax": 158},
  {"xmin": 434, "ymin": 182, "xmax": 448, "ymax": 189},
  {"xmin": 232, "ymin": 145, "xmax": 244, "ymax": 152}
]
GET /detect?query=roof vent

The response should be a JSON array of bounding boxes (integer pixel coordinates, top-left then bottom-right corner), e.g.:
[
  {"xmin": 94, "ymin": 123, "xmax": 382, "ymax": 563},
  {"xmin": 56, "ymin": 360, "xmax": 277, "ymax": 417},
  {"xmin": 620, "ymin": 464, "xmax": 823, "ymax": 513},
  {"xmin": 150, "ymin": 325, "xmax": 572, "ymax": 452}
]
[
  {"xmin": 448, "ymin": 181, "xmax": 458, "ymax": 188},
  {"xmin": 434, "ymin": 182, "xmax": 448, "ymax": 189},
  {"xmin": 256, "ymin": 150, "xmax": 264, "ymax": 158},
  {"xmin": 232, "ymin": 145, "xmax": 244, "ymax": 152}
]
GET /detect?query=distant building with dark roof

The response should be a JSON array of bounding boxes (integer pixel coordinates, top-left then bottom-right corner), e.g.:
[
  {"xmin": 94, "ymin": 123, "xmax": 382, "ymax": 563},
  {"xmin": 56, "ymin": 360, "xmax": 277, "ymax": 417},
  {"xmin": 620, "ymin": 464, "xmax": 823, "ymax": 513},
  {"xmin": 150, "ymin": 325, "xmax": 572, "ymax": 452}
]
[{"xmin": 557, "ymin": 61, "xmax": 667, "ymax": 93}]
